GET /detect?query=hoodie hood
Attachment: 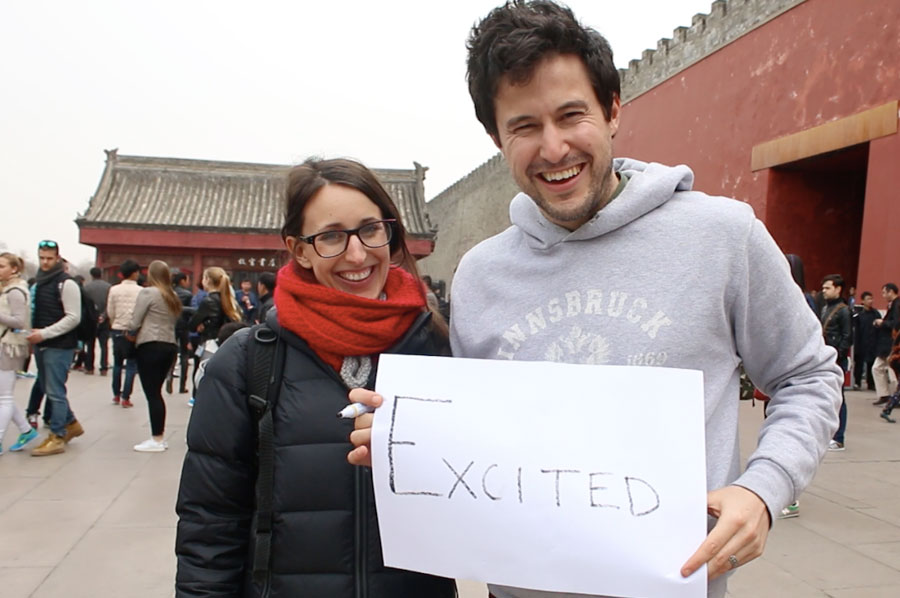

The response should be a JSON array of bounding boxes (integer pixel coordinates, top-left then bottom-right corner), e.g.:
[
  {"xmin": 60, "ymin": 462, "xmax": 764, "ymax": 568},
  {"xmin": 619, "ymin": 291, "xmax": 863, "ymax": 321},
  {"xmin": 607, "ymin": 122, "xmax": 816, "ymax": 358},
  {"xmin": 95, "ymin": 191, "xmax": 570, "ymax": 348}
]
[{"xmin": 509, "ymin": 158, "xmax": 695, "ymax": 250}]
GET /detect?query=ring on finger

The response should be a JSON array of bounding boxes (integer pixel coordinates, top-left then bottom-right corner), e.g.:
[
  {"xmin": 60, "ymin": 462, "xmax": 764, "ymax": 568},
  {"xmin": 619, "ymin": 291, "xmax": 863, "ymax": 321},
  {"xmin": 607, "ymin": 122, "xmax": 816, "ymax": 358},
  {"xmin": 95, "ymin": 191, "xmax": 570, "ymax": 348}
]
[{"xmin": 728, "ymin": 555, "xmax": 739, "ymax": 569}]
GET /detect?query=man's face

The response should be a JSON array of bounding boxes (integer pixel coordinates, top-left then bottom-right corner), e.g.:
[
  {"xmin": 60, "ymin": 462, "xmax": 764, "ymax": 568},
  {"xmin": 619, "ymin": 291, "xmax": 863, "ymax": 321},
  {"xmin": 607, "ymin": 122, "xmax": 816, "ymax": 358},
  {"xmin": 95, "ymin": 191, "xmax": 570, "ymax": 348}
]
[
  {"xmin": 38, "ymin": 248, "xmax": 59, "ymax": 272},
  {"xmin": 863, "ymin": 294, "xmax": 874, "ymax": 309},
  {"xmin": 257, "ymin": 281, "xmax": 266, "ymax": 297},
  {"xmin": 179, "ymin": 278, "xmax": 191, "ymax": 289},
  {"xmin": 883, "ymin": 287, "xmax": 897, "ymax": 301},
  {"xmin": 822, "ymin": 280, "xmax": 841, "ymax": 301},
  {"xmin": 241, "ymin": 281, "xmax": 251, "ymax": 293},
  {"xmin": 491, "ymin": 53, "xmax": 620, "ymax": 231}
]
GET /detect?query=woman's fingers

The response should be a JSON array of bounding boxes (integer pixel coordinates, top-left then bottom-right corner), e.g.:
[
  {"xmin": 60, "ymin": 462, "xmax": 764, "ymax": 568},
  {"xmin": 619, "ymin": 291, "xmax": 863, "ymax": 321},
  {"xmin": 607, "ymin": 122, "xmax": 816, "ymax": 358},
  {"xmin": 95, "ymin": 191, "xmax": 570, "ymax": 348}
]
[{"xmin": 348, "ymin": 388, "xmax": 383, "ymax": 407}]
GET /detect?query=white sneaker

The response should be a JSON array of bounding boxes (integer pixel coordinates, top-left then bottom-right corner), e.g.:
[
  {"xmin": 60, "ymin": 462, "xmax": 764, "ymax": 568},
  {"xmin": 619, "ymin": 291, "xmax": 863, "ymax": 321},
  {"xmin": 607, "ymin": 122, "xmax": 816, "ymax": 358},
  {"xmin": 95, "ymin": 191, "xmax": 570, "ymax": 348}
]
[
  {"xmin": 828, "ymin": 440, "xmax": 845, "ymax": 452},
  {"xmin": 133, "ymin": 438, "xmax": 167, "ymax": 453}
]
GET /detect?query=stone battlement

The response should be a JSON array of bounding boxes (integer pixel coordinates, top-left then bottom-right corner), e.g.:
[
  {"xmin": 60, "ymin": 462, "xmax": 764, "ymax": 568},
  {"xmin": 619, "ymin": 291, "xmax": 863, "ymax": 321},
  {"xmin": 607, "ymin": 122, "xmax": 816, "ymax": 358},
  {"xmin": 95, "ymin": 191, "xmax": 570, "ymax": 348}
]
[
  {"xmin": 619, "ymin": 0, "xmax": 805, "ymax": 101},
  {"xmin": 429, "ymin": 153, "xmax": 507, "ymax": 205}
]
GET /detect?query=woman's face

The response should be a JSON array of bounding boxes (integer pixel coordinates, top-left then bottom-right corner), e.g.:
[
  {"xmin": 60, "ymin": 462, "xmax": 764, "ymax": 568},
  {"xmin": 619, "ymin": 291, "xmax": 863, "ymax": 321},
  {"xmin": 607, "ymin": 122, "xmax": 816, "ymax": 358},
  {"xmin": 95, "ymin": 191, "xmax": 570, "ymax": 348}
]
[
  {"xmin": 202, "ymin": 273, "xmax": 210, "ymax": 290},
  {"xmin": 289, "ymin": 184, "xmax": 391, "ymax": 300},
  {"xmin": 0, "ymin": 257, "xmax": 16, "ymax": 282}
]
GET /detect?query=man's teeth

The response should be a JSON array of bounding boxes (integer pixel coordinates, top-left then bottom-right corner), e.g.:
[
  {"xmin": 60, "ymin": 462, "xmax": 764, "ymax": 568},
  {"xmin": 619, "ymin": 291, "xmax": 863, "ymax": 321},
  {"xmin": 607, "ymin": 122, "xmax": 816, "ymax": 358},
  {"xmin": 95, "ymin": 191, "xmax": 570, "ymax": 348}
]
[
  {"xmin": 542, "ymin": 166, "xmax": 581, "ymax": 182},
  {"xmin": 340, "ymin": 268, "xmax": 371, "ymax": 282}
]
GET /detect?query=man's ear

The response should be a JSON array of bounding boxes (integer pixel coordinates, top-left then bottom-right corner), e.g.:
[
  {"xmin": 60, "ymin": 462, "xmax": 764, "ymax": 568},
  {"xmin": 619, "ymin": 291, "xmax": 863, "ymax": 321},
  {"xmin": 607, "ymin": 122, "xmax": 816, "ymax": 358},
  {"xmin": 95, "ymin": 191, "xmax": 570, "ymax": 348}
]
[
  {"xmin": 284, "ymin": 236, "xmax": 312, "ymax": 269},
  {"xmin": 608, "ymin": 94, "xmax": 621, "ymax": 137}
]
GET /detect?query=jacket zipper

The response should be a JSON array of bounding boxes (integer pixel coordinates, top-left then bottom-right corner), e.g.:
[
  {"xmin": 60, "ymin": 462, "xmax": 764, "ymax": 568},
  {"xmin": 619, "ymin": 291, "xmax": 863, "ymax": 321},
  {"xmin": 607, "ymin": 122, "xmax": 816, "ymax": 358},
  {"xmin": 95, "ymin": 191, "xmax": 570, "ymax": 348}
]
[{"xmin": 354, "ymin": 465, "xmax": 367, "ymax": 598}]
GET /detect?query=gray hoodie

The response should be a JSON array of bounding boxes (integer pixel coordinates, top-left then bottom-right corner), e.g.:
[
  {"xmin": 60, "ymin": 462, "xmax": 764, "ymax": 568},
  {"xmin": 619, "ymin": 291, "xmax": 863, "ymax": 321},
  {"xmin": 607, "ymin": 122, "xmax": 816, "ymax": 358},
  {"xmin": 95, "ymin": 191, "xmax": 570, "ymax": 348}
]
[{"xmin": 450, "ymin": 158, "xmax": 842, "ymax": 598}]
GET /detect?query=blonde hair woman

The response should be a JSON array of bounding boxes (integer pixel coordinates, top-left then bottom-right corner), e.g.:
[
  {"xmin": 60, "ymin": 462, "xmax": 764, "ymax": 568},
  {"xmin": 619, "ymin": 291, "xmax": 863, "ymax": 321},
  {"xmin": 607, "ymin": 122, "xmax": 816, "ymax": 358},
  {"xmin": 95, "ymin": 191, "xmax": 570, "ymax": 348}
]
[
  {"xmin": 188, "ymin": 267, "xmax": 240, "ymax": 344},
  {"xmin": 128, "ymin": 260, "xmax": 181, "ymax": 452},
  {"xmin": 0, "ymin": 253, "xmax": 38, "ymax": 453}
]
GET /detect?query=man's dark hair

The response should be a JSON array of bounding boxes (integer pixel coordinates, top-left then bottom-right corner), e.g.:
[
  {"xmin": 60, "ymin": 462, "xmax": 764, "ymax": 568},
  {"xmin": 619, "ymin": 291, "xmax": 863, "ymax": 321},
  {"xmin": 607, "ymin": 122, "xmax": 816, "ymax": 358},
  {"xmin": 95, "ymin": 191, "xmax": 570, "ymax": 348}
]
[
  {"xmin": 172, "ymin": 272, "xmax": 187, "ymax": 286},
  {"xmin": 258, "ymin": 271, "xmax": 276, "ymax": 293},
  {"xmin": 883, "ymin": 283, "xmax": 898, "ymax": 294},
  {"xmin": 217, "ymin": 321, "xmax": 250, "ymax": 346},
  {"xmin": 861, "ymin": 291, "xmax": 873, "ymax": 299},
  {"xmin": 120, "ymin": 259, "xmax": 140, "ymax": 278},
  {"xmin": 90, "ymin": 267, "xmax": 102, "ymax": 279},
  {"xmin": 466, "ymin": 0, "xmax": 620, "ymax": 140},
  {"xmin": 822, "ymin": 274, "xmax": 845, "ymax": 294}
]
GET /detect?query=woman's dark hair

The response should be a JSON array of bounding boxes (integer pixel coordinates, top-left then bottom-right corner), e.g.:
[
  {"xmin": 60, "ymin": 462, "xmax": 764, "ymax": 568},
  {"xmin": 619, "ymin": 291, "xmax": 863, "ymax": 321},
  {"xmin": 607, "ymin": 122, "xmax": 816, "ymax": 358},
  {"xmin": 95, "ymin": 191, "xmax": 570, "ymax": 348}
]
[
  {"xmin": 785, "ymin": 254, "xmax": 805, "ymax": 290},
  {"xmin": 466, "ymin": 0, "xmax": 620, "ymax": 140},
  {"xmin": 282, "ymin": 157, "xmax": 448, "ymax": 338}
]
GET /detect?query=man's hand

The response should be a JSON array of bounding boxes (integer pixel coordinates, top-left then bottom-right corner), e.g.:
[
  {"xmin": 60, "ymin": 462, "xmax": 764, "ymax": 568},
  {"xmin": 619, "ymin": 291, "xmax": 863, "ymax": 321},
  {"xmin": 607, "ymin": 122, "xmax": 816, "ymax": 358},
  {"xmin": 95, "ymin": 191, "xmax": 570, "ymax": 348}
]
[
  {"xmin": 681, "ymin": 486, "xmax": 770, "ymax": 581},
  {"xmin": 26, "ymin": 329, "xmax": 44, "ymax": 344},
  {"xmin": 874, "ymin": 318, "xmax": 884, "ymax": 327},
  {"xmin": 346, "ymin": 389, "xmax": 383, "ymax": 467}
]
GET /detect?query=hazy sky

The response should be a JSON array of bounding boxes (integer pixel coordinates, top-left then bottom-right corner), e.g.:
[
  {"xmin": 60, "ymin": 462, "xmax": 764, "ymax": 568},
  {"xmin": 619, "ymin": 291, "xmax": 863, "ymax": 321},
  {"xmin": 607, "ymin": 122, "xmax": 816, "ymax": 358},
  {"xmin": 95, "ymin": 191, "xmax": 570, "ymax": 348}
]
[{"xmin": 2, "ymin": 0, "xmax": 714, "ymax": 265}]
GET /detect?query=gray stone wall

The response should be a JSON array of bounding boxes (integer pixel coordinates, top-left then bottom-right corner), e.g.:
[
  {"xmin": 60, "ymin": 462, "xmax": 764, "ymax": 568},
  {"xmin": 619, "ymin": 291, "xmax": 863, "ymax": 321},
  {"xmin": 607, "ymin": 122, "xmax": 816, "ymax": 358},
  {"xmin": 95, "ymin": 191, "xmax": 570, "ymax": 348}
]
[
  {"xmin": 620, "ymin": 0, "xmax": 805, "ymax": 101},
  {"xmin": 419, "ymin": 154, "xmax": 517, "ymax": 293},
  {"xmin": 421, "ymin": 0, "xmax": 807, "ymax": 294}
]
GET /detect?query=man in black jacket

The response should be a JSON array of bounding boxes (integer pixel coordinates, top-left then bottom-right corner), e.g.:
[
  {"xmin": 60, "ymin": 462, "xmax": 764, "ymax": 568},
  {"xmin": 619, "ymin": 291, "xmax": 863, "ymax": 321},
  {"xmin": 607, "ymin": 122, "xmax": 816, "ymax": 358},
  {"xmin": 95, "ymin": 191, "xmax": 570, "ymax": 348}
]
[
  {"xmin": 872, "ymin": 283, "xmax": 899, "ymax": 405},
  {"xmin": 821, "ymin": 274, "xmax": 852, "ymax": 450},
  {"xmin": 167, "ymin": 272, "xmax": 194, "ymax": 394},
  {"xmin": 256, "ymin": 272, "xmax": 276, "ymax": 324},
  {"xmin": 26, "ymin": 240, "xmax": 85, "ymax": 456},
  {"xmin": 852, "ymin": 291, "xmax": 878, "ymax": 390}
]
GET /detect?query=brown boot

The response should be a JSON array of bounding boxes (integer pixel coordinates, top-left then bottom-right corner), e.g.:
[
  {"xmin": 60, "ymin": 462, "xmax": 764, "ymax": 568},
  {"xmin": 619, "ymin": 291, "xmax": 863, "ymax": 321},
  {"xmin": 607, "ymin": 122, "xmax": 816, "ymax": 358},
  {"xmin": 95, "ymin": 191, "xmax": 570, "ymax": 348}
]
[
  {"xmin": 32, "ymin": 434, "xmax": 66, "ymax": 456},
  {"xmin": 64, "ymin": 420, "xmax": 85, "ymax": 443}
]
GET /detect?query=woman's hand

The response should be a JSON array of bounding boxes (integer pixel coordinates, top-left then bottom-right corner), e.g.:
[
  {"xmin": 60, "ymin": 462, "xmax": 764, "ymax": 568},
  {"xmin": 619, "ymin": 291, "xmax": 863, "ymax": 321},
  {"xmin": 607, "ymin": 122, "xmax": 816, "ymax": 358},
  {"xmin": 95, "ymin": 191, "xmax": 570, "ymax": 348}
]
[{"xmin": 347, "ymin": 389, "xmax": 383, "ymax": 467}]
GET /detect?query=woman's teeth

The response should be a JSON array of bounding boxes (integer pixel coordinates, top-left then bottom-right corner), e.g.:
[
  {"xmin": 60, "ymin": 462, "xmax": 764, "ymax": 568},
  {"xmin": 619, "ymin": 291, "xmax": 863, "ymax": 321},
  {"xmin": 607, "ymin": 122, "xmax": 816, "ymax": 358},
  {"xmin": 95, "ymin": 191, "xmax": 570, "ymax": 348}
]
[{"xmin": 340, "ymin": 268, "xmax": 372, "ymax": 282}]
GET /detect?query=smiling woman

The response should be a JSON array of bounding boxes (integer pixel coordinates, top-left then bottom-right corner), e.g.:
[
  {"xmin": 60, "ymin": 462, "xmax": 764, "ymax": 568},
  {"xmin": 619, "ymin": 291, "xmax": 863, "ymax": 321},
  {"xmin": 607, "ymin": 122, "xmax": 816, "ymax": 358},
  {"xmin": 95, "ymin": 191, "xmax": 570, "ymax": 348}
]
[{"xmin": 175, "ymin": 157, "xmax": 453, "ymax": 598}]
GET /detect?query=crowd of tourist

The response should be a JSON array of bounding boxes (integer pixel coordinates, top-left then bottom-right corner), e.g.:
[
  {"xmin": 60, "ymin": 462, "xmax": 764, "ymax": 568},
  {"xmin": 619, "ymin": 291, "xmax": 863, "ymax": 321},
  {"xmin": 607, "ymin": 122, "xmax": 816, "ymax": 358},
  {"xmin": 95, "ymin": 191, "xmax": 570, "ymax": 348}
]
[{"xmin": 0, "ymin": 241, "xmax": 278, "ymax": 455}]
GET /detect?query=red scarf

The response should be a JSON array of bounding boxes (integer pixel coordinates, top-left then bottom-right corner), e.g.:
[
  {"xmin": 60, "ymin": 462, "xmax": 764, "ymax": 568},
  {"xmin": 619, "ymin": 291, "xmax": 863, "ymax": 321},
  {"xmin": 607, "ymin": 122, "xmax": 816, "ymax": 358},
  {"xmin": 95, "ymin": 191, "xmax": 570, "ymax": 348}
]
[{"xmin": 275, "ymin": 262, "xmax": 426, "ymax": 372}]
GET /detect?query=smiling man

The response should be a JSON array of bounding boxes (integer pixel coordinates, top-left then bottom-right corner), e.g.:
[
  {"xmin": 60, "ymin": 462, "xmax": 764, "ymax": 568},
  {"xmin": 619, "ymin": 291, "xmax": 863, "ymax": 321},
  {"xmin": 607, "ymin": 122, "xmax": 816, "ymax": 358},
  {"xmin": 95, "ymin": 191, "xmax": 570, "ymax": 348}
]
[{"xmin": 448, "ymin": 2, "xmax": 843, "ymax": 597}]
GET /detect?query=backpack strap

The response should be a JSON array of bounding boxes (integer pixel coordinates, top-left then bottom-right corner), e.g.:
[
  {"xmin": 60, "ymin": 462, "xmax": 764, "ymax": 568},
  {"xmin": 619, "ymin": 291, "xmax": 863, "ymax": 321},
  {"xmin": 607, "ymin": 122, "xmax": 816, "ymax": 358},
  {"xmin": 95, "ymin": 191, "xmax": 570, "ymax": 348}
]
[{"xmin": 245, "ymin": 323, "xmax": 285, "ymax": 586}]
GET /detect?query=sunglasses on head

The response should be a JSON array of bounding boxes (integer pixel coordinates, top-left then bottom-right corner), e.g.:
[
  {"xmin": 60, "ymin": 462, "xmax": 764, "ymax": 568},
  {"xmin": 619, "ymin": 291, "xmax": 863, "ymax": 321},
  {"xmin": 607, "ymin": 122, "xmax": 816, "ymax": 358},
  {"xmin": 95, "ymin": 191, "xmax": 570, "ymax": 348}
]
[{"xmin": 38, "ymin": 240, "xmax": 59, "ymax": 249}]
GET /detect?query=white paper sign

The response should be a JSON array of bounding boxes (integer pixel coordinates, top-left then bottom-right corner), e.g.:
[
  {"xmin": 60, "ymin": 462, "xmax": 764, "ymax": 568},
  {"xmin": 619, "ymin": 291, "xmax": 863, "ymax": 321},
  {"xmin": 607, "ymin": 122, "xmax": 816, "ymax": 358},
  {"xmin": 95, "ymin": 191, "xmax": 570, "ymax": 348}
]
[{"xmin": 371, "ymin": 355, "xmax": 708, "ymax": 598}]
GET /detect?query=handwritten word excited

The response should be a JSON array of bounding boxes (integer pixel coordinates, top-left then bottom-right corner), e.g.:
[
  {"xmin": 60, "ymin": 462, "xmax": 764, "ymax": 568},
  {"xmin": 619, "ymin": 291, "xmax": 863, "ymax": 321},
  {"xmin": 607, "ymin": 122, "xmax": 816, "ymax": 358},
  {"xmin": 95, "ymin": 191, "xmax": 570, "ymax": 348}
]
[{"xmin": 386, "ymin": 395, "xmax": 660, "ymax": 516}]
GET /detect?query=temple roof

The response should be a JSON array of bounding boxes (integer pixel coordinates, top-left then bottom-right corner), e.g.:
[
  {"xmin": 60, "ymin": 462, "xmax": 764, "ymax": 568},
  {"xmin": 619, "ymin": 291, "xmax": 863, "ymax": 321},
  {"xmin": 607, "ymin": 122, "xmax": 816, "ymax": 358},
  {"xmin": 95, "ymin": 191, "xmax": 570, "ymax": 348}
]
[{"xmin": 77, "ymin": 149, "xmax": 435, "ymax": 238}]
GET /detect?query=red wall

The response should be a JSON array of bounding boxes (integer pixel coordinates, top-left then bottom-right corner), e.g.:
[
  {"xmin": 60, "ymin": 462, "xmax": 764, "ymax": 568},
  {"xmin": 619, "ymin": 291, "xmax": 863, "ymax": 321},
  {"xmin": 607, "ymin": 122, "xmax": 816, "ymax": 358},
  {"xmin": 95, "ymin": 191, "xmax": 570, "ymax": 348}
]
[
  {"xmin": 615, "ymin": 0, "xmax": 900, "ymax": 291},
  {"xmin": 858, "ymin": 132, "xmax": 900, "ymax": 294},
  {"xmin": 764, "ymin": 163, "xmax": 866, "ymax": 290}
]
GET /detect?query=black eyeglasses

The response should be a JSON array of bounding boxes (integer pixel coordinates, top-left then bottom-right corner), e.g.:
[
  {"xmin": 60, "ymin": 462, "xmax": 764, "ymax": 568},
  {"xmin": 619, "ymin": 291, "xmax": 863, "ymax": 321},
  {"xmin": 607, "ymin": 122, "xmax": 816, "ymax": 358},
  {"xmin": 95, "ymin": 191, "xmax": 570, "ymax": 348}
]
[
  {"xmin": 38, "ymin": 240, "xmax": 59, "ymax": 249},
  {"xmin": 298, "ymin": 219, "xmax": 396, "ymax": 259}
]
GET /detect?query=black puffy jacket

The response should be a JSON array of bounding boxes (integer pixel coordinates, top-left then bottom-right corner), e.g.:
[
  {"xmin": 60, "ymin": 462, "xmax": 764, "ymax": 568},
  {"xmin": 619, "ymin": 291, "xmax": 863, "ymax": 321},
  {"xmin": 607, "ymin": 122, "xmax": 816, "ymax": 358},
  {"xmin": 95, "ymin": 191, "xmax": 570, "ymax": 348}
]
[{"xmin": 175, "ymin": 309, "xmax": 455, "ymax": 598}]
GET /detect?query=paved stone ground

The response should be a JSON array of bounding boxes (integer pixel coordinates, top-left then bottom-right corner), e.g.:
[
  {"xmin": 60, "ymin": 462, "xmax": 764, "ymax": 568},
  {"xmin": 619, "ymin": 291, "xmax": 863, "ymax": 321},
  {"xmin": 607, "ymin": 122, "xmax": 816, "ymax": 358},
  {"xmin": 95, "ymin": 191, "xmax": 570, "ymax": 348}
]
[{"xmin": 1, "ymin": 367, "xmax": 899, "ymax": 598}]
